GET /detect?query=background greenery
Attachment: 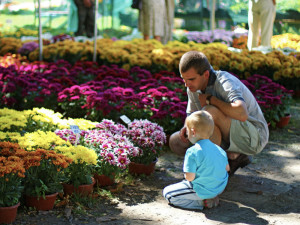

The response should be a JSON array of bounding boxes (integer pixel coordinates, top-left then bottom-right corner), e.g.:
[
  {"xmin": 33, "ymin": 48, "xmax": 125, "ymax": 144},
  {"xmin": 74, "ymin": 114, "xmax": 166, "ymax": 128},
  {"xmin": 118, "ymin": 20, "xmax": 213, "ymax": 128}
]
[{"xmin": 0, "ymin": 0, "xmax": 299, "ymax": 36}]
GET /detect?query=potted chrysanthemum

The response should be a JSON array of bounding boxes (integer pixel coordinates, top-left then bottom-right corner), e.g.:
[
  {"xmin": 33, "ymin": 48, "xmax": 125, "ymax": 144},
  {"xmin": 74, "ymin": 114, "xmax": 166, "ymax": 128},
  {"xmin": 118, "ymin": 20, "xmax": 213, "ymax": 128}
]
[
  {"xmin": 84, "ymin": 119, "xmax": 138, "ymax": 186},
  {"xmin": 126, "ymin": 119, "xmax": 166, "ymax": 175},
  {"xmin": 54, "ymin": 145, "xmax": 97, "ymax": 196},
  {"xmin": 22, "ymin": 148, "xmax": 72, "ymax": 211},
  {"xmin": 0, "ymin": 142, "xmax": 25, "ymax": 224}
]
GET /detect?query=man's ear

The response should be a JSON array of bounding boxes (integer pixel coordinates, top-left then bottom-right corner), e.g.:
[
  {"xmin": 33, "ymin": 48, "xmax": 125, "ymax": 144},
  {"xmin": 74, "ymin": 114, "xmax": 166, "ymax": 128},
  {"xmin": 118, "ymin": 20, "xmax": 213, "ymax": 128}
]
[{"xmin": 203, "ymin": 70, "xmax": 210, "ymax": 79}]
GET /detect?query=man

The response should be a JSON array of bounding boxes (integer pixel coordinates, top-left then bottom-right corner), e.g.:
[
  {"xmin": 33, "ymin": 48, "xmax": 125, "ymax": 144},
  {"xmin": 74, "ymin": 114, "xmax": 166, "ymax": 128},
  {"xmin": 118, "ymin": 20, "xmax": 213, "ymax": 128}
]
[{"xmin": 169, "ymin": 51, "xmax": 269, "ymax": 175}]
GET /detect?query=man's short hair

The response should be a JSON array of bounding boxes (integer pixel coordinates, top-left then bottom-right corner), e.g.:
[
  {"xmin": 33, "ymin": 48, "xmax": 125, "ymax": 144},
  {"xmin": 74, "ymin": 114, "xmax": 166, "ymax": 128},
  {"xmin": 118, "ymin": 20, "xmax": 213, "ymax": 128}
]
[{"xmin": 179, "ymin": 51, "xmax": 211, "ymax": 76}]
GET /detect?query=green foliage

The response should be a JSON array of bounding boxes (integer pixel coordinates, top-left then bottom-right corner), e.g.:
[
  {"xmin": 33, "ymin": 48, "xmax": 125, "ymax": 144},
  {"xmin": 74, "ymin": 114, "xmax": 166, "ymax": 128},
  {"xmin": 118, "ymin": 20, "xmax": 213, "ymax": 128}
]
[
  {"xmin": 24, "ymin": 159, "xmax": 64, "ymax": 197},
  {"xmin": 63, "ymin": 163, "xmax": 93, "ymax": 188},
  {"xmin": 0, "ymin": 173, "xmax": 24, "ymax": 207},
  {"xmin": 93, "ymin": 161, "xmax": 120, "ymax": 178},
  {"xmin": 95, "ymin": 189, "xmax": 114, "ymax": 200},
  {"xmin": 69, "ymin": 194, "xmax": 98, "ymax": 214},
  {"xmin": 277, "ymin": 1, "xmax": 300, "ymax": 12},
  {"xmin": 229, "ymin": 0, "xmax": 300, "ymax": 13},
  {"xmin": 229, "ymin": 2, "xmax": 248, "ymax": 14}
]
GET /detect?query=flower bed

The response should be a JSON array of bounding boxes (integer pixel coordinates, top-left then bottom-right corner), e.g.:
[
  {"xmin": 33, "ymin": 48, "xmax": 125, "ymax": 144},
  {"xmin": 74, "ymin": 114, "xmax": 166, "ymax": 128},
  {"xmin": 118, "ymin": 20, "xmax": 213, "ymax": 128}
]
[
  {"xmin": 1, "ymin": 54, "xmax": 295, "ymax": 133},
  {"xmin": 0, "ymin": 107, "xmax": 167, "ymax": 207},
  {"xmin": 1, "ymin": 37, "xmax": 298, "ymax": 85},
  {"xmin": 241, "ymin": 74, "xmax": 293, "ymax": 127},
  {"xmin": 0, "ymin": 59, "xmax": 187, "ymax": 135}
]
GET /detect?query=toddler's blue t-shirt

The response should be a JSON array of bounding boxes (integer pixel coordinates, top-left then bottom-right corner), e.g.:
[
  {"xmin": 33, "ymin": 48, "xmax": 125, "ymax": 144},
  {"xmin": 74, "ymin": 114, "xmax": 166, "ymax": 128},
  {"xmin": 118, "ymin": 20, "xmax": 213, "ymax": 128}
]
[{"xmin": 183, "ymin": 139, "xmax": 229, "ymax": 199}]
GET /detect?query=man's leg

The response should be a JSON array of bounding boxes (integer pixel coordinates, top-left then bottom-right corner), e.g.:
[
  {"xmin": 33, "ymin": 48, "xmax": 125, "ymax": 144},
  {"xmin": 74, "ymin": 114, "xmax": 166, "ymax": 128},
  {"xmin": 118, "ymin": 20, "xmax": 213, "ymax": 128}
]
[
  {"xmin": 203, "ymin": 105, "xmax": 252, "ymax": 174},
  {"xmin": 203, "ymin": 106, "xmax": 233, "ymax": 155},
  {"xmin": 169, "ymin": 106, "xmax": 231, "ymax": 157},
  {"xmin": 169, "ymin": 131, "xmax": 190, "ymax": 156}
]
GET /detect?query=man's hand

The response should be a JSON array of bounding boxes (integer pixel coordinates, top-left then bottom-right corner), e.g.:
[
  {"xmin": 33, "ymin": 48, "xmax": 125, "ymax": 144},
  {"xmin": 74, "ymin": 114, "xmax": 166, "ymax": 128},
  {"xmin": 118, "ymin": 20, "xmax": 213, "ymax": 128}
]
[
  {"xmin": 272, "ymin": 0, "xmax": 276, "ymax": 5},
  {"xmin": 179, "ymin": 127, "xmax": 189, "ymax": 143},
  {"xmin": 198, "ymin": 93, "xmax": 211, "ymax": 107},
  {"xmin": 199, "ymin": 93, "xmax": 248, "ymax": 122},
  {"xmin": 83, "ymin": 0, "xmax": 92, "ymax": 8}
]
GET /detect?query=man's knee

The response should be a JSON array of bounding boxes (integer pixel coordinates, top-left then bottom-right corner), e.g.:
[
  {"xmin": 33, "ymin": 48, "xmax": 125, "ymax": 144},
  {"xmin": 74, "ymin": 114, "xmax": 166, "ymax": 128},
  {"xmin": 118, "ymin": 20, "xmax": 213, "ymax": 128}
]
[
  {"xmin": 169, "ymin": 131, "xmax": 189, "ymax": 156},
  {"xmin": 202, "ymin": 105, "xmax": 220, "ymax": 119}
]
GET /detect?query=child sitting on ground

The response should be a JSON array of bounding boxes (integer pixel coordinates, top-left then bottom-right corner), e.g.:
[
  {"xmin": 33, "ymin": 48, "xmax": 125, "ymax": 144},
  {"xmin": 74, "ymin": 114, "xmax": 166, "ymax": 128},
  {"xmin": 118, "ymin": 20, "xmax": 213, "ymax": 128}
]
[{"xmin": 163, "ymin": 110, "xmax": 230, "ymax": 210}]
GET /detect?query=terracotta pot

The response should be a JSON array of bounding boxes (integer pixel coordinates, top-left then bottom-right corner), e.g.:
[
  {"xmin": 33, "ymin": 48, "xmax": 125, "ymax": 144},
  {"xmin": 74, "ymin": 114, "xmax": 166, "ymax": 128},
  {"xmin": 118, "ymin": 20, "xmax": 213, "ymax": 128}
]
[
  {"xmin": 0, "ymin": 202, "xmax": 20, "ymax": 224},
  {"xmin": 63, "ymin": 177, "xmax": 95, "ymax": 196},
  {"xmin": 276, "ymin": 114, "xmax": 291, "ymax": 128},
  {"xmin": 94, "ymin": 174, "xmax": 115, "ymax": 187},
  {"xmin": 129, "ymin": 159, "xmax": 157, "ymax": 176},
  {"xmin": 25, "ymin": 192, "xmax": 58, "ymax": 211}
]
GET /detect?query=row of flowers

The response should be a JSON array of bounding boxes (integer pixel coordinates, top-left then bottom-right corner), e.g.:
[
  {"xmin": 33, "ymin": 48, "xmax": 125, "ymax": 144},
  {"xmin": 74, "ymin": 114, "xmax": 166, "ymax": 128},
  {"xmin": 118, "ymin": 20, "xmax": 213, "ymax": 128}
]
[
  {"xmin": 173, "ymin": 28, "xmax": 248, "ymax": 47},
  {"xmin": 0, "ymin": 58, "xmax": 187, "ymax": 134},
  {"xmin": 1, "ymin": 27, "xmax": 299, "ymax": 51},
  {"xmin": 241, "ymin": 74, "xmax": 293, "ymax": 128},
  {"xmin": 231, "ymin": 33, "xmax": 300, "ymax": 51},
  {"xmin": 0, "ymin": 37, "xmax": 299, "ymax": 90},
  {"xmin": 0, "ymin": 57, "xmax": 294, "ymax": 132},
  {"xmin": 0, "ymin": 107, "xmax": 166, "ymax": 208}
]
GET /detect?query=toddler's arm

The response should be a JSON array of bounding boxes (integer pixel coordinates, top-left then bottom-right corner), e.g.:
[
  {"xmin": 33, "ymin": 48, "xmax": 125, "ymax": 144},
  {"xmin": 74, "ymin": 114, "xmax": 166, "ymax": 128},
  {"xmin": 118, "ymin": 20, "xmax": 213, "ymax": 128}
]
[
  {"xmin": 184, "ymin": 172, "xmax": 195, "ymax": 181},
  {"xmin": 226, "ymin": 163, "xmax": 230, "ymax": 172}
]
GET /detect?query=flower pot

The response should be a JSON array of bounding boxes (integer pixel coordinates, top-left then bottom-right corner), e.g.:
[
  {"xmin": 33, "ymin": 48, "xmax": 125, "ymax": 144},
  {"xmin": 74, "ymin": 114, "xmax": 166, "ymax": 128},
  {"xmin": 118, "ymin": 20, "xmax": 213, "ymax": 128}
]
[
  {"xmin": 63, "ymin": 177, "xmax": 95, "ymax": 196},
  {"xmin": 25, "ymin": 192, "xmax": 58, "ymax": 211},
  {"xmin": 0, "ymin": 202, "xmax": 20, "ymax": 224},
  {"xmin": 94, "ymin": 174, "xmax": 115, "ymax": 187},
  {"xmin": 276, "ymin": 114, "xmax": 291, "ymax": 128},
  {"xmin": 129, "ymin": 159, "xmax": 157, "ymax": 176}
]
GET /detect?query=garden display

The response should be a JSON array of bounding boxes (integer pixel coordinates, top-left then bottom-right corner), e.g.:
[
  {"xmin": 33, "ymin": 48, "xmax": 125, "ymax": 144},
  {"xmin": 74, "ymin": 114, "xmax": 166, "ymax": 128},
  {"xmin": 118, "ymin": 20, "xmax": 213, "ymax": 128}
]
[{"xmin": 0, "ymin": 25, "xmax": 298, "ymax": 222}]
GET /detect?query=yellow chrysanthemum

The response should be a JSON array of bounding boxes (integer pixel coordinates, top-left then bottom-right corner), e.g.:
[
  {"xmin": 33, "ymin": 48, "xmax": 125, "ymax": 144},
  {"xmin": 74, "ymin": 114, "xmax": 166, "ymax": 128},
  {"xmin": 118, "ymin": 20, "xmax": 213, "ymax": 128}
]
[
  {"xmin": 54, "ymin": 145, "xmax": 97, "ymax": 165},
  {"xmin": 17, "ymin": 130, "xmax": 70, "ymax": 151}
]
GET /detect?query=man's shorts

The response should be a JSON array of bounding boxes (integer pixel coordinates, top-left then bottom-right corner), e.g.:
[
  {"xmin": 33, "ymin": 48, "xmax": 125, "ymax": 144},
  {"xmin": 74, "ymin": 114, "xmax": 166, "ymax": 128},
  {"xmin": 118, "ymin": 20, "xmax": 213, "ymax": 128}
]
[{"xmin": 227, "ymin": 119, "xmax": 262, "ymax": 155}]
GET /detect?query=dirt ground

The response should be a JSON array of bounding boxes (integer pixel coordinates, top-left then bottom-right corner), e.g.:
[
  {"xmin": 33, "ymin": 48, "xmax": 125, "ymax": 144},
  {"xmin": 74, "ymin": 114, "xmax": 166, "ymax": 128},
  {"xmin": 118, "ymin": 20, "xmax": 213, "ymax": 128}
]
[{"xmin": 13, "ymin": 100, "xmax": 300, "ymax": 225}]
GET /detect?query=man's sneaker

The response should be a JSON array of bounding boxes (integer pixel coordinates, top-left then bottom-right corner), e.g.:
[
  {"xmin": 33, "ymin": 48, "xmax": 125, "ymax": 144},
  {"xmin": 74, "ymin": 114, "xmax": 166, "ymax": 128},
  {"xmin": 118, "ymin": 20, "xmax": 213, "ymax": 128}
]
[{"xmin": 228, "ymin": 154, "xmax": 252, "ymax": 176}]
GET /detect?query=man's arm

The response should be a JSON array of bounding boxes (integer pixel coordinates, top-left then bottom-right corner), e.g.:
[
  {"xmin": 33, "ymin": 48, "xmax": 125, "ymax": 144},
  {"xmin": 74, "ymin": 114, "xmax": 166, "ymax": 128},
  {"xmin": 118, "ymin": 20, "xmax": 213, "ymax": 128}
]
[{"xmin": 200, "ymin": 94, "xmax": 248, "ymax": 122}]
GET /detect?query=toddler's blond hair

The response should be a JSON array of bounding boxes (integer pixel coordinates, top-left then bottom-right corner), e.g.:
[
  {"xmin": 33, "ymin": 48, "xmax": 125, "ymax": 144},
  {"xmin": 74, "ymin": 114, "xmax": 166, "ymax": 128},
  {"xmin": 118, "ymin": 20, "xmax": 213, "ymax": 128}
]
[{"xmin": 185, "ymin": 111, "xmax": 214, "ymax": 138}]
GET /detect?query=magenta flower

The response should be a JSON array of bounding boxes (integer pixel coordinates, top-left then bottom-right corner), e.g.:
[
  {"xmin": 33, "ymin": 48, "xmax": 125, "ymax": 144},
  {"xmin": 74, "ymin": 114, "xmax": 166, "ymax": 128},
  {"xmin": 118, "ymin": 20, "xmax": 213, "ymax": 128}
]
[
  {"xmin": 127, "ymin": 119, "xmax": 166, "ymax": 164},
  {"xmin": 117, "ymin": 155, "xmax": 129, "ymax": 169},
  {"xmin": 106, "ymin": 152, "xmax": 115, "ymax": 164}
]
